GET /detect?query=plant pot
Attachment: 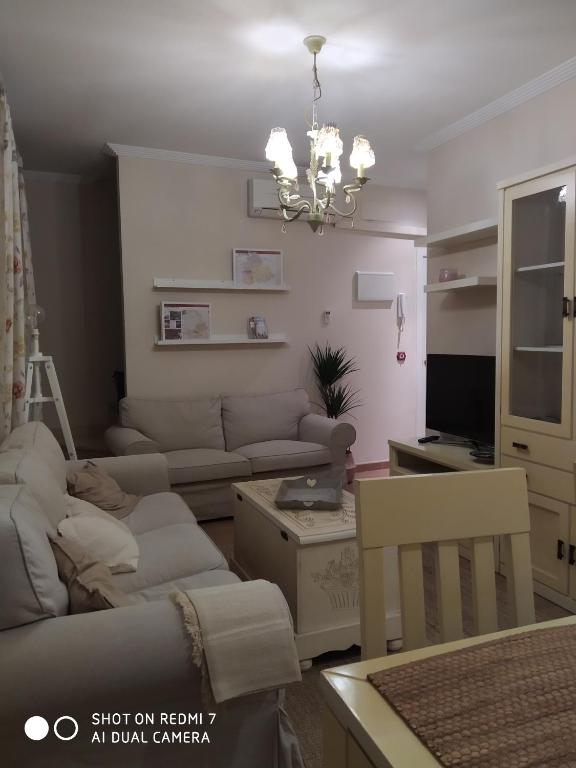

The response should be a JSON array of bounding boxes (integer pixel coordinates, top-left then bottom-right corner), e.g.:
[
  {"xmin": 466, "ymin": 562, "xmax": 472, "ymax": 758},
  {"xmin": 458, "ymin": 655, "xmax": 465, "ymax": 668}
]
[{"xmin": 345, "ymin": 450, "xmax": 357, "ymax": 485}]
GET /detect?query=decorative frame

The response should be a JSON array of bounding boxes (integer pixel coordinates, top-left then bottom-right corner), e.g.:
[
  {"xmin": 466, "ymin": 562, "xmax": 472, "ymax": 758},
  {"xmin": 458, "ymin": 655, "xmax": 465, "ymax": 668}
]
[
  {"xmin": 232, "ymin": 248, "xmax": 283, "ymax": 288},
  {"xmin": 161, "ymin": 302, "xmax": 211, "ymax": 341}
]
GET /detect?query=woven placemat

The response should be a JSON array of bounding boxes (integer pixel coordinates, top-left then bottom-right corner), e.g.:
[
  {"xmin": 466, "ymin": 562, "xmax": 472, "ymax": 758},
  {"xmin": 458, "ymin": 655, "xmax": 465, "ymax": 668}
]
[{"xmin": 368, "ymin": 624, "xmax": 576, "ymax": 767}]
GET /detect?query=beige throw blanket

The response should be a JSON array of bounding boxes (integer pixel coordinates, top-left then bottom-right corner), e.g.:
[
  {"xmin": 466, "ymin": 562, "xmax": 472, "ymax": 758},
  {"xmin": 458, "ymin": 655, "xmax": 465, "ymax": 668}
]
[{"xmin": 172, "ymin": 580, "xmax": 301, "ymax": 704}]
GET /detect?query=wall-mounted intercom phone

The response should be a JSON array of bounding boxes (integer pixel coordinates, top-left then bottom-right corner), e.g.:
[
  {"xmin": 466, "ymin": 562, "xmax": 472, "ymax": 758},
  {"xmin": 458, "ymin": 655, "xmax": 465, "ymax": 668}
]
[
  {"xmin": 396, "ymin": 293, "xmax": 406, "ymax": 363},
  {"xmin": 396, "ymin": 293, "xmax": 406, "ymax": 333}
]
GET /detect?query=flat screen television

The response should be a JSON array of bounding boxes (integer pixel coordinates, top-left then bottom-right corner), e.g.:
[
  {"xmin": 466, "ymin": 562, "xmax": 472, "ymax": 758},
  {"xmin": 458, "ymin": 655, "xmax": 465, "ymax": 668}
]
[{"xmin": 426, "ymin": 354, "xmax": 496, "ymax": 446}]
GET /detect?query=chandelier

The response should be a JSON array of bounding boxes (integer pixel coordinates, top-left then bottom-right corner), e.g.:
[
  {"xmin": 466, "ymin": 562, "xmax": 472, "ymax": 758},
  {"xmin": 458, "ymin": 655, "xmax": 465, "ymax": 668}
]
[{"xmin": 265, "ymin": 35, "xmax": 375, "ymax": 234}]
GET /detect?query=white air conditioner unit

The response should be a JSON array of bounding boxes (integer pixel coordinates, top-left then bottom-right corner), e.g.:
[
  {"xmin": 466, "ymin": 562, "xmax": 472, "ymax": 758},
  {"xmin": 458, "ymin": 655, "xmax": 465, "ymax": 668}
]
[{"xmin": 247, "ymin": 178, "xmax": 314, "ymax": 220}]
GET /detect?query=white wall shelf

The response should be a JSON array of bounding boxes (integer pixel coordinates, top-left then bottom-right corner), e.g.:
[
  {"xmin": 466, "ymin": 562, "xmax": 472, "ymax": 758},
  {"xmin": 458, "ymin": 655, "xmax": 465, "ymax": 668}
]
[
  {"xmin": 424, "ymin": 276, "xmax": 497, "ymax": 293},
  {"xmin": 154, "ymin": 334, "xmax": 288, "ymax": 347},
  {"xmin": 514, "ymin": 346, "xmax": 562, "ymax": 353},
  {"xmin": 516, "ymin": 261, "xmax": 564, "ymax": 273},
  {"xmin": 416, "ymin": 217, "xmax": 498, "ymax": 250},
  {"xmin": 153, "ymin": 278, "xmax": 290, "ymax": 292}
]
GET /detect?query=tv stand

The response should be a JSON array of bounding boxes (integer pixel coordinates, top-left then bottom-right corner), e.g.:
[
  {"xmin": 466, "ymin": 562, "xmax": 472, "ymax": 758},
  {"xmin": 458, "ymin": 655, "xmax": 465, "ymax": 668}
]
[{"xmin": 389, "ymin": 437, "xmax": 494, "ymax": 476}]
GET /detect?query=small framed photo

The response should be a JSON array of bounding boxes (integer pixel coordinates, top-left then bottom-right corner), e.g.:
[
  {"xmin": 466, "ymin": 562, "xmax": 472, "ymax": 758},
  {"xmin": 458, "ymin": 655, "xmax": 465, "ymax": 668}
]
[
  {"xmin": 247, "ymin": 316, "xmax": 269, "ymax": 339},
  {"xmin": 161, "ymin": 302, "xmax": 211, "ymax": 341},
  {"xmin": 233, "ymin": 248, "xmax": 283, "ymax": 288}
]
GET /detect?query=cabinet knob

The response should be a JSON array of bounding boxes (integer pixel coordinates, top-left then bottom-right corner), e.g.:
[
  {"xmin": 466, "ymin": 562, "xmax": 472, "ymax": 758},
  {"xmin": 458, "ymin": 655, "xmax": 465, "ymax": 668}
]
[
  {"xmin": 563, "ymin": 296, "xmax": 571, "ymax": 317},
  {"xmin": 569, "ymin": 544, "xmax": 576, "ymax": 566},
  {"xmin": 512, "ymin": 441, "xmax": 528, "ymax": 451},
  {"xmin": 557, "ymin": 539, "xmax": 566, "ymax": 561}
]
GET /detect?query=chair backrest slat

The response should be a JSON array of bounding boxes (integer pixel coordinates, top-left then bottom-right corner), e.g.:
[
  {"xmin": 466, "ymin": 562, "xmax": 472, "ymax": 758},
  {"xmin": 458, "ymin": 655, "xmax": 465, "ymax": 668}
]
[
  {"xmin": 359, "ymin": 547, "xmax": 389, "ymax": 659},
  {"xmin": 398, "ymin": 544, "xmax": 427, "ymax": 651},
  {"xmin": 470, "ymin": 536, "xmax": 498, "ymax": 635},
  {"xmin": 435, "ymin": 540, "xmax": 463, "ymax": 643},
  {"xmin": 356, "ymin": 468, "xmax": 535, "ymax": 659},
  {"xmin": 505, "ymin": 531, "xmax": 536, "ymax": 627}
]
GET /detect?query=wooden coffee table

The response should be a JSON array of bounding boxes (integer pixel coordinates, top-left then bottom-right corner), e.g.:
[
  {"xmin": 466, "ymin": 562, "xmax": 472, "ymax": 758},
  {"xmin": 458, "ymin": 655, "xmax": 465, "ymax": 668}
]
[{"xmin": 232, "ymin": 478, "xmax": 402, "ymax": 665}]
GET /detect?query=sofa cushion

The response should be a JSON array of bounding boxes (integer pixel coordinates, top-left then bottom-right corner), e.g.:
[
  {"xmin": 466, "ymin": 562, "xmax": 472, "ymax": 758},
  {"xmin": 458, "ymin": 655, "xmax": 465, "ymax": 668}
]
[
  {"xmin": 50, "ymin": 535, "xmax": 133, "ymax": 612},
  {"xmin": 112, "ymin": 523, "xmax": 228, "ymax": 593},
  {"xmin": 2, "ymin": 421, "xmax": 67, "ymax": 492},
  {"xmin": 67, "ymin": 461, "xmax": 139, "ymax": 519},
  {"xmin": 0, "ymin": 448, "xmax": 66, "ymax": 527},
  {"xmin": 123, "ymin": 492, "xmax": 197, "ymax": 535},
  {"xmin": 57, "ymin": 515, "xmax": 140, "ymax": 574},
  {"xmin": 120, "ymin": 396, "xmax": 225, "ymax": 452},
  {"xmin": 64, "ymin": 494, "xmax": 133, "ymax": 535},
  {"xmin": 236, "ymin": 440, "xmax": 332, "ymax": 474},
  {"xmin": 133, "ymin": 569, "xmax": 240, "ymax": 602},
  {"xmin": 222, "ymin": 389, "xmax": 311, "ymax": 451},
  {"xmin": 166, "ymin": 448, "xmax": 251, "ymax": 485},
  {"xmin": 0, "ymin": 485, "xmax": 69, "ymax": 630}
]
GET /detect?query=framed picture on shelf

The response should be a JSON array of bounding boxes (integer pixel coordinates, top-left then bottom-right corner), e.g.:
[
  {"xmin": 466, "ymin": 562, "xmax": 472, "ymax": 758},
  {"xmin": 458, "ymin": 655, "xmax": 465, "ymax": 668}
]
[
  {"xmin": 233, "ymin": 248, "xmax": 283, "ymax": 288},
  {"xmin": 247, "ymin": 316, "xmax": 269, "ymax": 339},
  {"xmin": 161, "ymin": 302, "xmax": 211, "ymax": 341}
]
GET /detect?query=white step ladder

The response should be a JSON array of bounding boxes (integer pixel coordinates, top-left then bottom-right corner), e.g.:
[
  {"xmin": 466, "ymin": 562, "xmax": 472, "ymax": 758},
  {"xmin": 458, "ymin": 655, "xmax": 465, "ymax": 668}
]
[{"xmin": 23, "ymin": 330, "xmax": 77, "ymax": 460}]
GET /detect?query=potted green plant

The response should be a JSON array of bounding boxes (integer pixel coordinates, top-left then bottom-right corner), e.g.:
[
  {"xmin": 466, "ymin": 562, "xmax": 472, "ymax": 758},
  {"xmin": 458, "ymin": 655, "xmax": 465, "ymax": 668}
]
[{"xmin": 309, "ymin": 343, "xmax": 361, "ymax": 482}]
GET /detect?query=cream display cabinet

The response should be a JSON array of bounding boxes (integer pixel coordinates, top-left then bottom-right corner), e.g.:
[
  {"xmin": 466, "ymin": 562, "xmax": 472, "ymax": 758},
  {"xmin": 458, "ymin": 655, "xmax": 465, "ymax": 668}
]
[{"xmin": 498, "ymin": 162, "xmax": 576, "ymax": 611}]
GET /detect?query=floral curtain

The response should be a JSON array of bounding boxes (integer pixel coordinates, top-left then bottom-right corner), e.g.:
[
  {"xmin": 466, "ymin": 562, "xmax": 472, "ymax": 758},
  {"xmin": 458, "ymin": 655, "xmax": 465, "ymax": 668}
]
[{"xmin": 0, "ymin": 85, "xmax": 36, "ymax": 439}]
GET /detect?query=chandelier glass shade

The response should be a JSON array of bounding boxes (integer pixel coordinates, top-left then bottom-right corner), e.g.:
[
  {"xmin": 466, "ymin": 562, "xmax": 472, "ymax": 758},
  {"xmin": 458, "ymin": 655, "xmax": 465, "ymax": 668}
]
[{"xmin": 265, "ymin": 35, "xmax": 375, "ymax": 233}]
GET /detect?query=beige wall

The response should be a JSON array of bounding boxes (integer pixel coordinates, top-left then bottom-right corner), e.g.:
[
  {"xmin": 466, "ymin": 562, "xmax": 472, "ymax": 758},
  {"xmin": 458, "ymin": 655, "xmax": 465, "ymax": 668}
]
[
  {"xmin": 25, "ymin": 174, "xmax": 123, "ymax": 446},
  {"xmin": 116, "ymin": 156, "xmax": 426, "ymax": 464},
  {"xmin": 426, "ymin": 77, "xmax": 576, "ymax": 355}
]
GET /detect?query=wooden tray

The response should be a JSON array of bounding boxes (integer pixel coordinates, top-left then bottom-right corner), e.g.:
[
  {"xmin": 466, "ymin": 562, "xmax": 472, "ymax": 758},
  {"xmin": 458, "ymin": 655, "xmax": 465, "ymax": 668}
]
[{"xmin": 275, "ymin": 478, "xmax": 343, "ymax": 510}]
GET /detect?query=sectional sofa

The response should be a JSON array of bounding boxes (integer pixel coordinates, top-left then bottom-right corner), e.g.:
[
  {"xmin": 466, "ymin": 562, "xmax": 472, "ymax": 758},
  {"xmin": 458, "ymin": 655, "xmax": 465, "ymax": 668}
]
[{"xmin": 106, "ymin": 388, "xmax": 356, "ymax": 519}]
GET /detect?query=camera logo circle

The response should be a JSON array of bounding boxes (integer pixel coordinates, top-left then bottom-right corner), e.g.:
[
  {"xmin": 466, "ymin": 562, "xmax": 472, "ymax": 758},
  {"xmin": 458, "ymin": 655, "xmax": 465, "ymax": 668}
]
[
  {"xmin": 24, "ymin": 716, "xmax": 49, "ymax": 741},
  {"xmin": 53, "ymin": 716, "xmax": 79, "ymax": 741},
  {"xmin": 24, "ymin": 715, "xmax": 79, "ymax": 741}
]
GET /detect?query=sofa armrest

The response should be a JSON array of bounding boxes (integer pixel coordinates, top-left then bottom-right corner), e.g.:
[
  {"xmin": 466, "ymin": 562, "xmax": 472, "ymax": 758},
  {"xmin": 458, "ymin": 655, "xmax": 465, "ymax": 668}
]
[
  {"xmin": 66, "ymin": 454, "xmax": 170, "ymax": 495},
  {"xmin": 299, "ymin": 413, "xmax": 356, "ymax": 465},
  {"xmin": 0, "ymin": 601, "xmax": 193, "ymax": 719},
  {"xmin": 105, "ymin": 425, "xmax": 160, "ymax": 456},
  {"xmin": 0, "ymin": 600, "xmax": 290, "ymax": 766}
]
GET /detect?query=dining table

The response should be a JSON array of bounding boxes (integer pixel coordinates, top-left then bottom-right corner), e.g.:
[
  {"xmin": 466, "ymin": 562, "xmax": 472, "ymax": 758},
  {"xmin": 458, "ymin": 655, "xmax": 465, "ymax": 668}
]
[{"xmin": 320, "ymin": 614, "xmax": 576, "ymax": 768}]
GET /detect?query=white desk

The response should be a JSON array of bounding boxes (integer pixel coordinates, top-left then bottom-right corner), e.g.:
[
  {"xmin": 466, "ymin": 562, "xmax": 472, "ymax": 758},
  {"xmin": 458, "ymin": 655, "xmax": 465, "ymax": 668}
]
[{"xmin": 320, "ymin": 615, "xmax": 576, "ymax": 768}]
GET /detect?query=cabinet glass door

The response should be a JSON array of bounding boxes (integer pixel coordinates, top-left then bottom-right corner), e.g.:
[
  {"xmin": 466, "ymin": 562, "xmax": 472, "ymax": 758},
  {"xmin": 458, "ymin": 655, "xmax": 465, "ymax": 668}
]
[{"xmin": 502, "ymin": 170, "xmax": 575, "ymax": 437}]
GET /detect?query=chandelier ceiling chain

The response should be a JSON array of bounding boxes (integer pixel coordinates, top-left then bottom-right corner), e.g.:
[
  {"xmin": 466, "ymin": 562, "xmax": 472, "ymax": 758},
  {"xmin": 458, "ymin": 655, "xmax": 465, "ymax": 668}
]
[
  {"xmin": 311, "ymin": 51, "xmax": 321, "ymax": 129},
  {"xmin": 265, "ymin": 35, "xmax": 375, "ymax": 234}
]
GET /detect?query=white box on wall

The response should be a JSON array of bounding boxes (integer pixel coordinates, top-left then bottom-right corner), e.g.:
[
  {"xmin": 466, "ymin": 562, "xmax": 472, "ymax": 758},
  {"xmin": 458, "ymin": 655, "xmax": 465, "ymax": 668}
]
[{"xmin": 356, "ymin": 271, "xmax": 396, "ymax": 302}]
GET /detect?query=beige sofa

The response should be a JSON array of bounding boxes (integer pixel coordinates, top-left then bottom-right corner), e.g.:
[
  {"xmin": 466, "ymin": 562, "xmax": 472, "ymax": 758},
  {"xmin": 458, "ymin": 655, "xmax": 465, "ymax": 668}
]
[
  {"xmin": 0, "ymin": 422, "xmax": 303, "ymax": 767},
  {"xmin": 106, "ymin": 388, "xmax": 356, "ymax": 520}
]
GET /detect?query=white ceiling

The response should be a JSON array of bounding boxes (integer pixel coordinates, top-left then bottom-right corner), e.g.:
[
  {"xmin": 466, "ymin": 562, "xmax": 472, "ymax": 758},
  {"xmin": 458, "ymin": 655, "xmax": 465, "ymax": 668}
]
[{"xmin": 1, "ymin": 0, "xmax": 576, "ymax": 188}]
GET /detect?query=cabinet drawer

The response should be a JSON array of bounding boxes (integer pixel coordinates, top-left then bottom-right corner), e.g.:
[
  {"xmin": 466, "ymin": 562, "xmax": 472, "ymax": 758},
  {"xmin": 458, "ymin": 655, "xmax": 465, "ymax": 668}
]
[
  {"xmin": 501, "ymin": 427, "xmax": 576, "ymax": 472},
  {"xmin": 501, "ymin": 455, "xmax": 574, "ymax": 504}
]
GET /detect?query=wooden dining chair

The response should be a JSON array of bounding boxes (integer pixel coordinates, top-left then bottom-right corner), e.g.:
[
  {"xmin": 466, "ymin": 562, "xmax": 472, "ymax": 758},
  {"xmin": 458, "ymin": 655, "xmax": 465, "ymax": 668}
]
[{"xmin": 356, "ymin": 467, "xmax": 535, "ymax": 660}]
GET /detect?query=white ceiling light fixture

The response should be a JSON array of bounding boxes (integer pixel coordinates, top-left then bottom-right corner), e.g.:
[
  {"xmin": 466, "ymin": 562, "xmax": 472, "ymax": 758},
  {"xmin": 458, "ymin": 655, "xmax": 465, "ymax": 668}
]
[{"xmin": 265, "ymin": 35, "xmax": 375, "ymax": 234}]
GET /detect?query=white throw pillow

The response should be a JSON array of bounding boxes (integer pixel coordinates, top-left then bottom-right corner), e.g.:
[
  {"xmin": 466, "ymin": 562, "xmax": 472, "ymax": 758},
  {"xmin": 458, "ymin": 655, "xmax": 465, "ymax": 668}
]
[
  {"xmin": 64, "ymin": 494, "xmax": 132, "ymax": 534},
  {"xmin": 58, "ymin": 513, "xmax": 139, "ymax": 574}
]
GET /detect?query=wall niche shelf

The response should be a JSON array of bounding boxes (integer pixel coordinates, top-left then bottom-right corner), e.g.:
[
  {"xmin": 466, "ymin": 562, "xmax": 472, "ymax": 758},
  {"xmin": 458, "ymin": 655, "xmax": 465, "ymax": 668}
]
[
  {"xmin": 424, "ymin": 276, "xmax": 497, "ymax": 293},
  {"xmin": 416, "ymin": 217, "xmax": 498, "ymax": 251},
  {"xmin": 154, "ymin": 334, "xmax": 289, "ymax": 347},
  {"xmin": 153, "ymin": 278, "xmax": 290, "ymax": 292}
]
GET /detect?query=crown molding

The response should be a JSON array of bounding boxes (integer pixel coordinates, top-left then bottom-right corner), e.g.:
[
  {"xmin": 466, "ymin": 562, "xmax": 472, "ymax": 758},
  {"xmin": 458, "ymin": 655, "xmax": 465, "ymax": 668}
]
[
  {"xmin": 105, "ymin": 143, "xmax": 272, "ymax": 173},
  {"xmin": 417, "ymin": 55, "xmax": 576, "ymax": 152}
]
